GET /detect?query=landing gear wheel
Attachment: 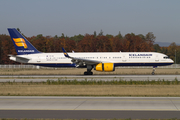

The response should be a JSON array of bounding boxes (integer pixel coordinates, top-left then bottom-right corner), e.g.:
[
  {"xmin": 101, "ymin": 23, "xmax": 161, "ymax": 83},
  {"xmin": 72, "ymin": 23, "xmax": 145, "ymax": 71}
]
[
  {"xmin": 89, "ymin": 72, "xmax": 93, "ymax": 75},
  {"xmin": 151, "ymin": 67, "xmax": 156, "ymax": 75},
  {"xmin": 84, "ymin": 72, "xmax": 88, "ymax": 75},
  {"xmin": 84, "ymin": 65, "xmax": 93, "ymax": 75},
  {"xmin": 84, "ymin": 71, "xmax": 93, "ymax": 75}
]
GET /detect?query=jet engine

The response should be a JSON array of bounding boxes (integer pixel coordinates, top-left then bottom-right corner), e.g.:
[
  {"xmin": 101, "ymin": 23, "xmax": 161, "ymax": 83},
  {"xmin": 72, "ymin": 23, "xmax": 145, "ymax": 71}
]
[{"xmin": 94, "ymin": 63, "xmax": 115, "ymax": 72}]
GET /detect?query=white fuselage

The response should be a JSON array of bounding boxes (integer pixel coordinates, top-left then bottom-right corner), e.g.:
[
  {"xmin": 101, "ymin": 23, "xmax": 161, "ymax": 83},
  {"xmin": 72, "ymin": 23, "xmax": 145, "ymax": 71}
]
[{"xmin": 10, "ymin": 52, "xmax": 174, "ymax": 67}]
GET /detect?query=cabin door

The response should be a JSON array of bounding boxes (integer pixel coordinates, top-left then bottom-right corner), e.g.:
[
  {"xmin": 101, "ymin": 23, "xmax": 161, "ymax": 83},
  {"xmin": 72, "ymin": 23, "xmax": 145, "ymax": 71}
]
[
  {"xmin": 122, "ymin": 55, "xmax": 126, "ymax": 62},
  {"xmin": 37, "ymin": 56, "xmax": 41, "ymax": 63},
  {"xmin": 155, "ymin": 55, "xmax": 159, "ymax": 62}
]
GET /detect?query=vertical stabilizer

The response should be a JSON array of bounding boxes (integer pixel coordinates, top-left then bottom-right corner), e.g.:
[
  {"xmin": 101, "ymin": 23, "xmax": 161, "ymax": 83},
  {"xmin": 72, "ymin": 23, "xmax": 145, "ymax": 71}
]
[{"xmin": 8, "ymin": 28, "xmax": 40, "ymax": 55}]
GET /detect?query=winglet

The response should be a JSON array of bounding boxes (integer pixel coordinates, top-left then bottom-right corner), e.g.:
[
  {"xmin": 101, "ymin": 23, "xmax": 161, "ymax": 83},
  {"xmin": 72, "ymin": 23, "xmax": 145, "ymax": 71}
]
[{"xmin": 62, "ymin": 47, "xmax": 70, "ymax": 58}]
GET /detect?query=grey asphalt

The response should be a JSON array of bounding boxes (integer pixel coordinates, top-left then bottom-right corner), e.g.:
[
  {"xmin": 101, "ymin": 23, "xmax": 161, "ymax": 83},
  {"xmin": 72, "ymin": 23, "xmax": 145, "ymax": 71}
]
[
  {"xmin": 1, "ymin": 110, "xmax": 180, "ymax": 119},
  {"xmin": 0, "ymin": 96, "xmax": 180, "ymax": 119},
  {"xmin": 0, "ymin": 96, "xmax": 180, "ymax": 110},
  {"xmin": 0, "ymin": 75, "xmax": 180, "ymax": 82}
]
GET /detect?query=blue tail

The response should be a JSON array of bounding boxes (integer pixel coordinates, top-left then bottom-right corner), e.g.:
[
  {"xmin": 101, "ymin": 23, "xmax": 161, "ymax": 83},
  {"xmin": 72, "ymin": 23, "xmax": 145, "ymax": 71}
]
[{"xmin": 8, "ymin": 28, "xmax": 40, "ymax": 55}]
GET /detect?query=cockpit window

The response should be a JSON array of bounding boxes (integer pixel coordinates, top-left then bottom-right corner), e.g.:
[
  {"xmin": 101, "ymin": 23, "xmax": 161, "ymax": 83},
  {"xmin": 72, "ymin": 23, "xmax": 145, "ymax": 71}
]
[{"xmin": 163, "ymin": 56, "xmax": 170, "ymax": 59}]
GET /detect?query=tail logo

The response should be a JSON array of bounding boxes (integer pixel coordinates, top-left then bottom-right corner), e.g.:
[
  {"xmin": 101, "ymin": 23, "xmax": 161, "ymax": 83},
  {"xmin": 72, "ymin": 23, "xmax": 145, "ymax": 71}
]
[{"xmin": 13, "ymin": 38, "xmax": 28, "ymax": 49}]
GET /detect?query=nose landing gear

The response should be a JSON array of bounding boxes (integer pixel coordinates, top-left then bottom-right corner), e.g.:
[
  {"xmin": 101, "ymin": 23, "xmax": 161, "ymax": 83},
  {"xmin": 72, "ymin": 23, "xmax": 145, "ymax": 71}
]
[{"xmin": 152, "ymin": 66, "xmax": 157, "ymax": 75}]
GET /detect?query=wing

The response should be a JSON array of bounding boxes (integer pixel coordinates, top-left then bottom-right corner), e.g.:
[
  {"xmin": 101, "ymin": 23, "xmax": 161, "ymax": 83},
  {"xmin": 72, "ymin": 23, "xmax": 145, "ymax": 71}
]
[{"xmin": 62, "ymin": 47, "xmax": 100, "ymax": 66}]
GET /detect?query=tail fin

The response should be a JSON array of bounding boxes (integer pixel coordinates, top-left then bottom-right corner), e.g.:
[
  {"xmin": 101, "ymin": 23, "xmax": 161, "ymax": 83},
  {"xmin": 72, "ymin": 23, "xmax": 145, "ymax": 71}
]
[{"xmin": 8, "ymin": 28, "xmax": 40, "ymax": 55}]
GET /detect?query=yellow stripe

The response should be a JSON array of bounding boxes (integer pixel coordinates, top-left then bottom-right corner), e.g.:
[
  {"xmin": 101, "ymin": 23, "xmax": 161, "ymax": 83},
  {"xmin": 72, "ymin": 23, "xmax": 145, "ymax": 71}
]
[
  {"xmin": 13, "ymin": 38, "xmax": 27, "ymax": 48},
  {"xmin": 13, "ymin": 38, "xmax": 24, "ymax": 42}
]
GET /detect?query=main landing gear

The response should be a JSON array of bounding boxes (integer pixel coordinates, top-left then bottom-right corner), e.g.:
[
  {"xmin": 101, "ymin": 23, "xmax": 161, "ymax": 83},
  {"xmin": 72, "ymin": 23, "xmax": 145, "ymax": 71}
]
[
  {"xmin": 152, "ymin": 66, "xmax": 156, "ymax": 75},
  {"xmin": 84, "ymin": 65, "xmax": 93, "ymax": 75}
]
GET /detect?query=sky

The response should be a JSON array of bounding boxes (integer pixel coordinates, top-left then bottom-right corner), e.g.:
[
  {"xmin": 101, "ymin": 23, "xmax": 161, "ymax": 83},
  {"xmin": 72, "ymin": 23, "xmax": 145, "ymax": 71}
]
[{"xmin": 0, "ymin": 0, "xmax": 180, "ymax": 44}]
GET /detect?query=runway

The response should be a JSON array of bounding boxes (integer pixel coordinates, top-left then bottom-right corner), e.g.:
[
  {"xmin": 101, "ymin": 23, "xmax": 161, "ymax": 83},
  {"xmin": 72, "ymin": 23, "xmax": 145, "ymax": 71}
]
[
  {"xmin": 0, "ymin": 96, "xmax": 180, "ymax": 118},
  {"xmin": 1, "ymin": 96, "xmax": 180, "ymax": 110},
  {"xmin": 0, "ymin": 75, "xmax": 180, "ymax": 82}
]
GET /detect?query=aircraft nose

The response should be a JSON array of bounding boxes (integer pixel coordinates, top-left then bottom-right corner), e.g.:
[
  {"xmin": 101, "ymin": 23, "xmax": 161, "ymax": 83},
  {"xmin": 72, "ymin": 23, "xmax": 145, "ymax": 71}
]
[{"xmin": 171, "ymin": 59, "xmax": 174, "ymax": 63}]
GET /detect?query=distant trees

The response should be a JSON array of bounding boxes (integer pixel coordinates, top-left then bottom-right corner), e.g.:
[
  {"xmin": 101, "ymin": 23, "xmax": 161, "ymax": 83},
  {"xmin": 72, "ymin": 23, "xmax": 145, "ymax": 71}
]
[
  {"xmin": 0, "ymin": 34, "xmax": 17, "ymax": 64},
  {"xmin": 0, "ymin": 30, "xmax": 179, "ymax": 64}
]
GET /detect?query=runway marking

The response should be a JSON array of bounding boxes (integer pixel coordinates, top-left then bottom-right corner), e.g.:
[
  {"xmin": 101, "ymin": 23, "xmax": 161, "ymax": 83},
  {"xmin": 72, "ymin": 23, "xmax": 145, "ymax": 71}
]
[{"xmin": 169, "ymin": 98, "xmax": 179, "ymax": 110}]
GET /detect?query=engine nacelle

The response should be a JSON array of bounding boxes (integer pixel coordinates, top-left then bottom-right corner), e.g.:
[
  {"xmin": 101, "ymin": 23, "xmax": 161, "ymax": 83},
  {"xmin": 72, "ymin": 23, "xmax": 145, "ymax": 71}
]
[{"xmin": 94, "ymin": 63, "xmax": 115, "ymax": 72}]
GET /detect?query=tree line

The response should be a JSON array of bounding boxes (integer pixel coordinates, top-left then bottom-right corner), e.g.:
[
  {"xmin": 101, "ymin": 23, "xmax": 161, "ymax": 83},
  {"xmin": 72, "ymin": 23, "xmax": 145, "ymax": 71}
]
[{"xmin": 0, "ymin": 30, "xmax": 179, "ymax": 64}]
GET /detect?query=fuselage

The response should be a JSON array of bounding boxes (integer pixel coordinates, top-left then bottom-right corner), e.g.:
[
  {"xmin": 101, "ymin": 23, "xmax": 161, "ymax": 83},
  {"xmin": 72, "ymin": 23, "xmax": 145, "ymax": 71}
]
[{"xmin": 10, "ymin": 52, "xmax": 174, "ymax": 68}]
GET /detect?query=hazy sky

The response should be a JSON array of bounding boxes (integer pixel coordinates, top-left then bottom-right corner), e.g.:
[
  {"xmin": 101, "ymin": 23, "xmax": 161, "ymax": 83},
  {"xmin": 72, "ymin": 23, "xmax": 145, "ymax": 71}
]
[{"xmin": 0, "ymin": 0, "xmax": 180, "ymax": 43}]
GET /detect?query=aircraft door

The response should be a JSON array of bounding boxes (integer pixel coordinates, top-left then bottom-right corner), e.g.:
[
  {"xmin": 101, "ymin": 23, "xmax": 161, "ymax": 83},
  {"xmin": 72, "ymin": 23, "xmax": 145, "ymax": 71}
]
[
  {"xmin": 122, "ymin": 55, "xmax": 126, "ymax": 62},
  {"xmin": 37, "ymin": 56, "xmax": 41, "ymax": 62},
  {"xmin": 155, "ymin": 55, "xmax": 159, "ymax": 62}
]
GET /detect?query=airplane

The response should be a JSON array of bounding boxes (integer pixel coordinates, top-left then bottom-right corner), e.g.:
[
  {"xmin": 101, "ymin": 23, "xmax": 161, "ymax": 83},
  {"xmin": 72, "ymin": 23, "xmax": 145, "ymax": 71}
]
[{"xmin": 8, "ymin": 28, "xmax": 174, "ymax": 75}]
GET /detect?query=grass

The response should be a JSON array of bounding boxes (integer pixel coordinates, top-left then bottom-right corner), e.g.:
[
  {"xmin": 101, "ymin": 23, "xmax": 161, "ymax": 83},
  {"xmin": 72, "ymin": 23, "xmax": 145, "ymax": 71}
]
[
  {"xmin": 2, "ymin": 79, "xmax": 180, "ymax": 85},
  {"xmin": 0, "ymin": 79, "xmax": 180, "ymax": 96},
  {"xmin": 1, "ymin": 84, "xmax": 180, "ymax": 96},
  {"xmin": 0, "ymin": 68, "xmax": 180, "ymax": 75},
  {"xmin": 44, "ymin": 79, "xmax": 180, "ymax": 85}
]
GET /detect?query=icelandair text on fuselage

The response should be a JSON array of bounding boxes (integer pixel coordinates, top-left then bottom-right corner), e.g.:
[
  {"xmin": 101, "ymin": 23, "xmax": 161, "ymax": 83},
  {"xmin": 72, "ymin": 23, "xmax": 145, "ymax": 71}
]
[
  {"xmin": 18, "ymin": 50, "xmax": 34, "ymax": 52},
  {"xmin": 129, "ymin": 54, "xmax": 152, "ymax": 56}
]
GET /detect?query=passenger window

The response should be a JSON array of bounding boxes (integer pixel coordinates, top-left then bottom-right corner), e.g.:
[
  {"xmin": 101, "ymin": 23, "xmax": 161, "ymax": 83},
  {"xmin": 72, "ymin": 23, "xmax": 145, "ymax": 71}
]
[{"xmin": 163, "ymin": 56, "xmax": 170, "ymax": 59}]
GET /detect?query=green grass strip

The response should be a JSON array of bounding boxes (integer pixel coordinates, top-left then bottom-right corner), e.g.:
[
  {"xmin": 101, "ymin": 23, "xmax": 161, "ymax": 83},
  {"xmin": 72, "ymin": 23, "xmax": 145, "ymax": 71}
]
[
  {"xmin": 44, "ymin": 78, "xmax": 180, "ymax": 85},
  {"xmin": 2, "ymin": 78, "xmax": 180, "ymax": 85}
]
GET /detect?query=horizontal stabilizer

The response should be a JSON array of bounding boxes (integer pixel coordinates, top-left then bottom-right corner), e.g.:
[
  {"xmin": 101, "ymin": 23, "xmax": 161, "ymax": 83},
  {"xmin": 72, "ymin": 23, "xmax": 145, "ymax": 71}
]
[{"xmin": 8, "ymin": 54, "xmax": 30, "ymax": 63}]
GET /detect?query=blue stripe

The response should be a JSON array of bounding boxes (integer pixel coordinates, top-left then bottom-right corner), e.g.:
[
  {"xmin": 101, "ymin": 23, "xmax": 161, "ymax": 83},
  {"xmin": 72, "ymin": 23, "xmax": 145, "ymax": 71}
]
[
  {"xmin": 33, "ymin": 62, "xmax": 173, "ymax": 68},
  {"xmin": 33, "ymin": 63, "xmax": 76, "ymax": 67}
]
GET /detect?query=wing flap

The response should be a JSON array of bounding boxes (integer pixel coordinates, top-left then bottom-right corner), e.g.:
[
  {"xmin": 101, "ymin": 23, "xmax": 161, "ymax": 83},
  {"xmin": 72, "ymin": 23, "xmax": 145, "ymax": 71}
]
[{"xmin": 72, "ymin": 57, "xmax": 100, "ymax": 65}]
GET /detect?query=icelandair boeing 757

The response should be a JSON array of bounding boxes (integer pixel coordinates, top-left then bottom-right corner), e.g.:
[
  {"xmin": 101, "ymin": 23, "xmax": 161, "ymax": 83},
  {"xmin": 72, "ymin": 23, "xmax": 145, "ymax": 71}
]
[{"xmin": 8, "ymin": 28, "xmax": 174, "ymax": 75}]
